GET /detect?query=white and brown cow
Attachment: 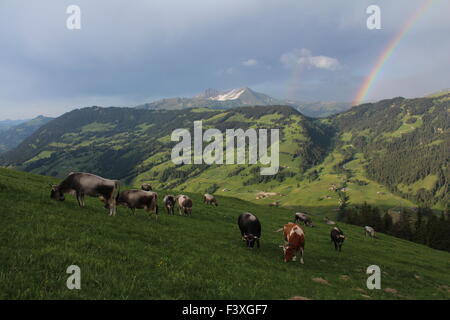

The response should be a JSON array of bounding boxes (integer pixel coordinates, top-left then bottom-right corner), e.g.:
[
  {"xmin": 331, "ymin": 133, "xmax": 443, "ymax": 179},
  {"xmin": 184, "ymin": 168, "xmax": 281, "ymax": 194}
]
[
  {"xmin": 116, "ymin": 189, "xmax": 158, "ymax": 219},
  {"xmin": 163, "ymin": 195, "xmax": 176, "ymax": 215},
  {"xmin": 50, "ymin": 172, "xmax": 120, "ymax": 216},
  {"xmin": 176, "ymin": 195, "xmax": 193, "ymax": 216},
  {"xmin": 276, "ymin": 222, "xmax": 305, "ymax": 264},
  {"xmin": 203, "ymin": 194, "xmax": 218, "ymax": 206},
  {"xmin": 364, "ymin": 226, "xmax": 375, "ymax": 238}
]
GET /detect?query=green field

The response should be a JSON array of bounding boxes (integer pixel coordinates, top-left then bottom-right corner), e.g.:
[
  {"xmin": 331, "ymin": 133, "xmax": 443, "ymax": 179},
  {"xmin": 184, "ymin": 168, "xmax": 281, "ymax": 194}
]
[{"xmin": 1, "ymin": 168, "xmax": 449, "ymax": 299}]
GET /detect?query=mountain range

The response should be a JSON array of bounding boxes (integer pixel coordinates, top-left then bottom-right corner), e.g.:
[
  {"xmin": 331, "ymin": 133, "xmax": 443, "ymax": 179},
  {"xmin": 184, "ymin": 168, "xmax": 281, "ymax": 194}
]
[
  {"xmin": 136, "ymin": 87, "xmax": 351, "ymax": 117},
  {"xmin": 1, "ymin": 91, "xmax": 448, "ymax": 211}
]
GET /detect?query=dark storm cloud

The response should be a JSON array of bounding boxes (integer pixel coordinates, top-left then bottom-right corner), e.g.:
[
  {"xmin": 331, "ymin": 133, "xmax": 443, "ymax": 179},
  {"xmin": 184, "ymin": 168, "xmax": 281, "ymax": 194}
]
[{"xmin": 0, "ymin": 0, "xmax": 449, "ymax": 119}]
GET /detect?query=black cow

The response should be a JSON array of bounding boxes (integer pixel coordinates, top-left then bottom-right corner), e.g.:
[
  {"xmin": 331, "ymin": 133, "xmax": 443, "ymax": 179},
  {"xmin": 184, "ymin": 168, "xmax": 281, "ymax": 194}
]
[
  {"xmin": 163, "ymin": 195, "xmax": 176, "ymax": 215},
  {"xmin": 330, "ymin": 227, "xmax": 345, "ymax": 251},
  {"xmin": 50, "ymin": 172, "xmax": 120, "ymax": 216},
  {"xmin": 238, "ymin": 212, "xmax": 261, "ymax": 248},
  {"xmin": 116, "ymin": 190, "xmax": 158, "ymax": 219}
]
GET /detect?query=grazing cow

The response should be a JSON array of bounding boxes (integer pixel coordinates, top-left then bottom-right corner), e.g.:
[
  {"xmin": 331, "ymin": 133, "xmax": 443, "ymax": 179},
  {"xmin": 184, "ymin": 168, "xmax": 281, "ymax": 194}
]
[
  {"xmin": 364, "ymin": 226, "xmax": 375, "ymax": 238},
  {"xmin": 237, "ymin": 212, "xmax": 261, "ymax": 248},
  {"xmin": 141, "ymin": 183, "xmax": 153, "ymax": 191},
  {"xmin": 330, "ymin": 227, "xmax": 345, "ymax": 251},
  {"xmin": 176, "ymin": 195, "xmax": 193, "ymax": 216},
  {"xmin": 203, "ymin": 194, "xmax": 218, "ymax": 206},
  {"xmin": 116, "ymin": 190, "xmax": 158, "ymax": 218},
  {"xmin": 268, "ymin": 201, "xmax": 280, "ymax": 207},
  {"xmin": 324, "ymin": 216, "xmax": 336, "ymax": 225},
  {"xmin": 50, "ymin": 172, "xmax": 120, "ymax": 216},
  {"xmin": 163, "ymin": 195, "xmax": 176, "ymax": 215},
  {"xmin": 294, "ymin": 212, "xmax": 313, "ymax": 227},
  {"xmin": 276, "ymin": 223, "xmax": 305, "ymax": 264}
]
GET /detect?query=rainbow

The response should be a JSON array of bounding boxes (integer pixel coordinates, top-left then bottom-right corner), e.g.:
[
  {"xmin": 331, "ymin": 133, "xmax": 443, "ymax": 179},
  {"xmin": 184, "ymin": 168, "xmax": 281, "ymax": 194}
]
[{"xmin": 353, "ymin": 0, "xmax": 435, "ymax": 106}]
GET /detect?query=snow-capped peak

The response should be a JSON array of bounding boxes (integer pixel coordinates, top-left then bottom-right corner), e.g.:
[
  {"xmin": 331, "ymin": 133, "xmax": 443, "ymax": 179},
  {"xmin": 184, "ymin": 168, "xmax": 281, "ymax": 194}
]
[{"xmin": 209, "ymin": 88, "xmax": 249, "ymax": 101}]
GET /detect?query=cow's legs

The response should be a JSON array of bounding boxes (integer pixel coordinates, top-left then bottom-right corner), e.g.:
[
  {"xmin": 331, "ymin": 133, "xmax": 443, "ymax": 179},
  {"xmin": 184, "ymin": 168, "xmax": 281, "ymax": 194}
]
[
  {"xmin": 108, "ymin": 197, "xmax": 116, "ymax": 216},
  {"xmin": 76, "ymin": 192, "xmax": 83, "ymax": 207},
  {"xmin": 299, "ymin": 248, "xmax": 304, "ymax": 264}
]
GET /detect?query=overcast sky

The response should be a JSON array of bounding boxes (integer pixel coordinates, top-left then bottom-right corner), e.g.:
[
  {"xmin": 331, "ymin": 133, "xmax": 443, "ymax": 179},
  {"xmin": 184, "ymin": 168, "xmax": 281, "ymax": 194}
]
[{"xmin": 0, "ymin": 0, "xmax": 449, "ymax": 119}]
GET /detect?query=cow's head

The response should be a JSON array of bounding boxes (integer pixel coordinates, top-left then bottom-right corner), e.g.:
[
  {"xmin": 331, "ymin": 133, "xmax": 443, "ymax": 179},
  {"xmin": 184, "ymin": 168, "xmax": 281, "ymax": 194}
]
[
  {"xmin": 49, "ymin": 184, "xmax": 65, "ymax": 201},
  {"xmin": 281, "ymin": 244, "xmax": 297, "ymax": 262},
  {"xmin": 244, "ymin": 234, "xmax": 258, "ymax": 248}
]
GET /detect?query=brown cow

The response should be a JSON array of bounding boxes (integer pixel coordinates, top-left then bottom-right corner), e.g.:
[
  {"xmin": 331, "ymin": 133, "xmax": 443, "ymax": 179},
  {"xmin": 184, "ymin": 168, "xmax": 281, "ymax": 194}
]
[
  {"xmin": 276, "ymin": 223, "xmax": 305, "ymax": 264},
  {"xmin": 203, "ymin": 194, "xmax": 218, "ymax": 206},
  {"xmin": 141, "ymin": 183, "xmax": 153, "ymax": 191},
  {"xmin": 116, "ymin": 190, "xmax": 158, "ymax": 219},
  {"xmin": 50, "ymin": 172, "xmax": 120, "ymax": 216},
  {"xmin": 176, "ymin": 195, "xmax": 193, "ymax": 216}
]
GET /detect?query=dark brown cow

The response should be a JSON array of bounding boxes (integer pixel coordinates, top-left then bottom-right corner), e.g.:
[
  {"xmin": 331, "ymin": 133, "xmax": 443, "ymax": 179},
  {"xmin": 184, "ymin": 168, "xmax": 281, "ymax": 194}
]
[
  {"xmin": 330, "ymin": 227, "xmax": 345, "ymax": 251},
  {"xmin": 176, "ymin": 195, "xmax": 193, "ymax": 216},
  {"xmin": 117, "ymin": 190, "xmax": 158, "ymax": 219},
  {"xmin": 50, "ymin": 172, "xmax": 120, "ymax": 216},
  {"xmin": 203, "ymin": 194, "xmax": 218, "ymax": 206},
  {"xmin": 294, "ymin": 212, "xmax": 314, "ymax": 227}
]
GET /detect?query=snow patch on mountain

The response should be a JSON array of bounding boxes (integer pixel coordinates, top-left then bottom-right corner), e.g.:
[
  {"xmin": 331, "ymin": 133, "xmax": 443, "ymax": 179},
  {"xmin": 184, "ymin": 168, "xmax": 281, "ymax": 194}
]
[{"xmin": 209, "ymin": 88, "xmax": 247, "ymax": 101}]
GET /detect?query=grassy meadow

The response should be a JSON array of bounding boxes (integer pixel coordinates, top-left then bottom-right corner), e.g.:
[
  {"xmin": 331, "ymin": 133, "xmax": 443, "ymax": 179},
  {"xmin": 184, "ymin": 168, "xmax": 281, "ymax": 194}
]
[{"xmin": 0, "ymin": 168, "xmax": 449, "ymax": 300}]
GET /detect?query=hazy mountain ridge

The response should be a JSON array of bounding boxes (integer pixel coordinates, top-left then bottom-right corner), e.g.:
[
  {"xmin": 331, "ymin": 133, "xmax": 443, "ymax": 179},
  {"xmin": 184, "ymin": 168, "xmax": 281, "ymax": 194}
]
[{"xmin": 0, "ymin": 116, "xmax": 53, "ymax": 153}]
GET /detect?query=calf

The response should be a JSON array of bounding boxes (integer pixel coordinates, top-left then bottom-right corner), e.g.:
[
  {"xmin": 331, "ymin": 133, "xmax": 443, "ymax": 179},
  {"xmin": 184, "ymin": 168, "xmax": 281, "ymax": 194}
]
[
  {"xmin": 277, "ymin": 223, "xmax": 305, "ymax": 264},
  {"xmin": 50, "ymin": 172, "xmax": 120, "ymax": 216},
  {"xmin": 330, "ymin": 227, "xmax": 345, "ymax": 251},
  {"xmin": 364, "ymin": 226, "xmax": 375, "ymax": 238},
  {"xmin": 117, "ymin": 190, "xmax": 158, "ymax": 219},
  {"xmin": 141, "ymin": 183, "xmax": 153, "ymax": 191},
  {"xmin": 176, "ymin": 195, "xmax": 193, "ymax": 216},
  {"xmin": 163, "ymin": 195, "xmax": 176, "ymax": 215},
  {"xmin": 237, "ymin": 212, "xmax": 261, "ymax": 248},
  {"xmin": 203, "ymin": 194, "xmax": 218, "ymax": 206},
  {"xmin": 294, "ymin": 212, "xmax": 313, "ymax": 227}
]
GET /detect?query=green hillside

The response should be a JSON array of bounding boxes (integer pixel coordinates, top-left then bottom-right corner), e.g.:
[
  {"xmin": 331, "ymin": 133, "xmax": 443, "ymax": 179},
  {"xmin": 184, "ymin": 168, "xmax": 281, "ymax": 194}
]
[
  {"xmin": 1, "ymin": 94, "xmax": 448, "ymax": 211},
  {"xmin": 0, "ymin": 168, "xmax": 449, "ymax": 299}
]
